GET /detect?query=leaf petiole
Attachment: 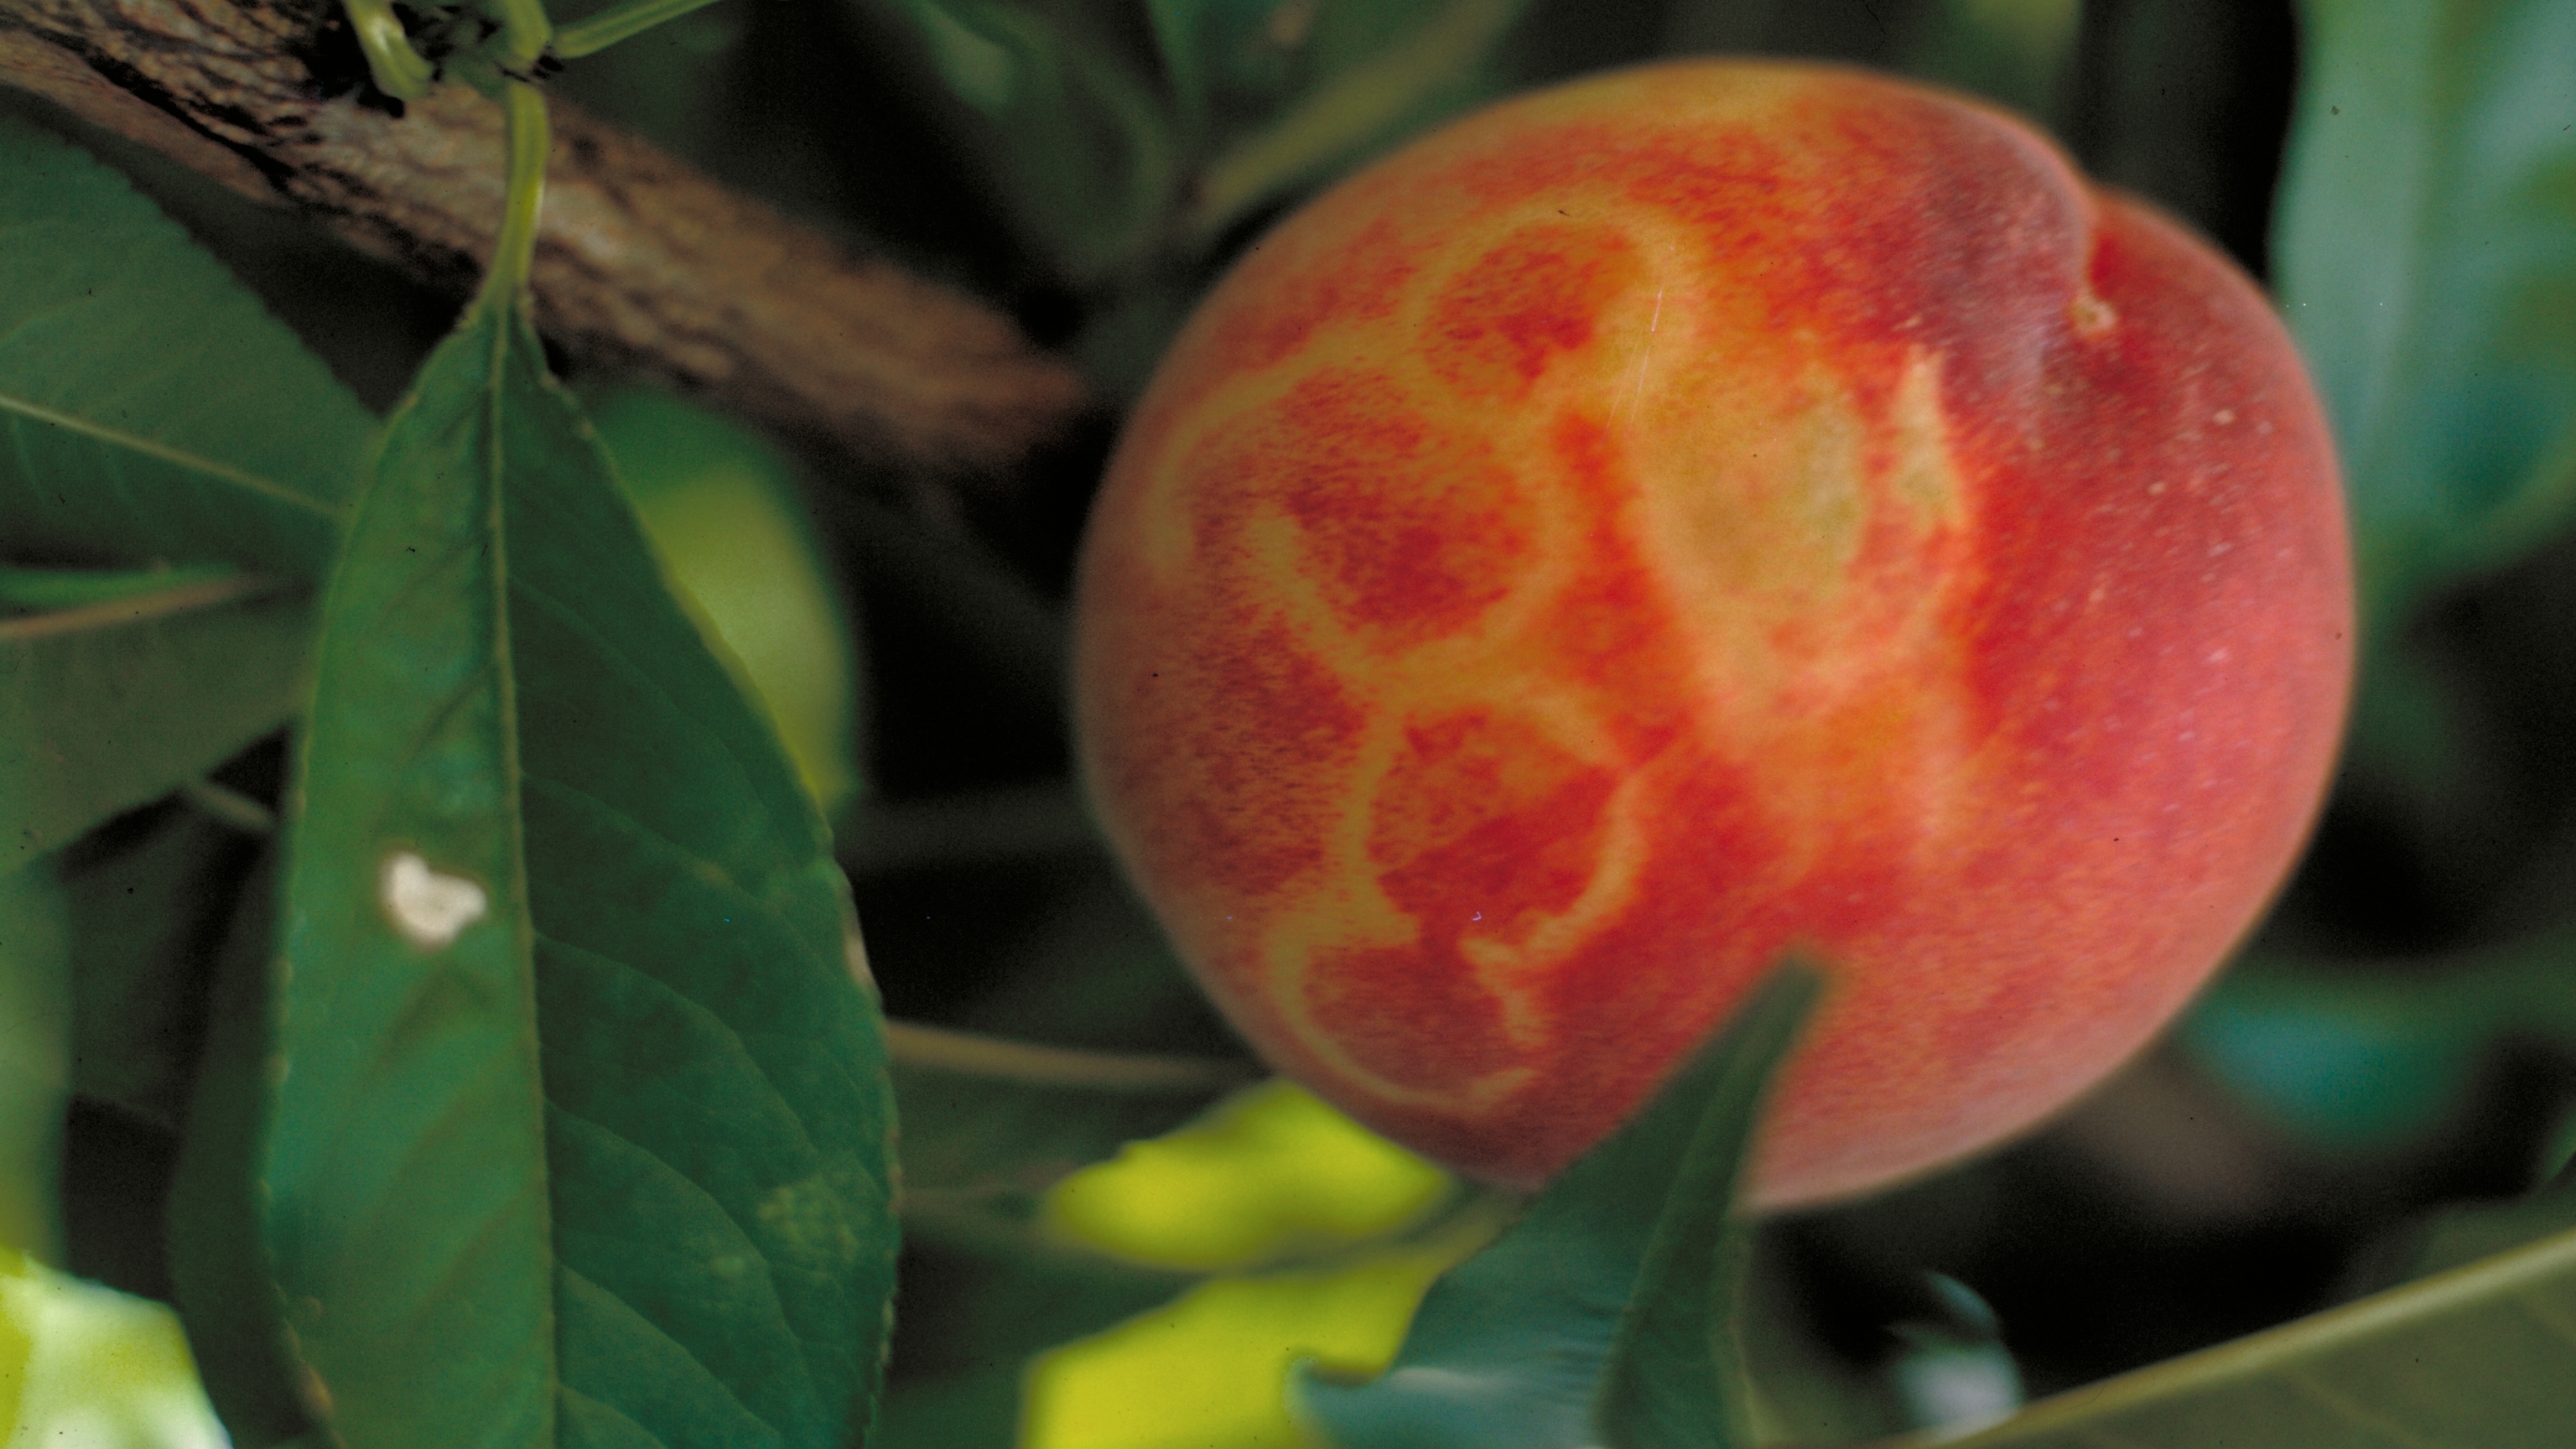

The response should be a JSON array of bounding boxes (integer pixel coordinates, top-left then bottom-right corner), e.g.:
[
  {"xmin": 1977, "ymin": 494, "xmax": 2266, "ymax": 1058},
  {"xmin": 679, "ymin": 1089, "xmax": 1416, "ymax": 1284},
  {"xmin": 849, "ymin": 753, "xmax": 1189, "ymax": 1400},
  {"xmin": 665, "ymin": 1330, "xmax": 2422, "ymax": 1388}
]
[
  {"xmin": 551, "ymin": 0, "xmax": 728, "ymax": 60},
  {"xmin": 474, "ymin": 80, "xmax": 551, "ymax": 313},
  {"xmin": 343, "ymin": 0, "xmax": 436, "ymax": 101}
]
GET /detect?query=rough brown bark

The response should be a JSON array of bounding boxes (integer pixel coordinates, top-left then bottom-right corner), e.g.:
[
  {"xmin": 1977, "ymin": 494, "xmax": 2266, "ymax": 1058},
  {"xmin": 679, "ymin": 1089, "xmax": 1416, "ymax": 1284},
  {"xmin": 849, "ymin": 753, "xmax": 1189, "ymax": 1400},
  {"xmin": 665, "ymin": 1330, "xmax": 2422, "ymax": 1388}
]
[{"xmin": 0, "ymin": 0, "xmax": 1096, "ymax": 474}]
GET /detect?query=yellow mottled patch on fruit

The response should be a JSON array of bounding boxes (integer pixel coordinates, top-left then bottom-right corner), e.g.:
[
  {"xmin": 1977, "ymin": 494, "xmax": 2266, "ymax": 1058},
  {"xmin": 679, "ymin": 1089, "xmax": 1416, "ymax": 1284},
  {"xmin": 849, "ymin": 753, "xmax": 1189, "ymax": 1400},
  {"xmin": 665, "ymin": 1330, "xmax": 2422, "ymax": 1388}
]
[{"xmin": 1639, "ymin": 350, "xmax": 1966, "ymax": 681}]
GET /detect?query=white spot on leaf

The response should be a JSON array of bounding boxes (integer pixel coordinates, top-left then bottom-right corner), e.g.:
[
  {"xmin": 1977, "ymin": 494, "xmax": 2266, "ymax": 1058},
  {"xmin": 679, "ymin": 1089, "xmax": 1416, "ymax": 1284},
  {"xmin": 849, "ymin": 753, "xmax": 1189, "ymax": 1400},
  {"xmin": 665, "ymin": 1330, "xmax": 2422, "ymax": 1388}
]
[{"xmin": 380, "ymin": 851, "xmax": 486, "ymax": 949}]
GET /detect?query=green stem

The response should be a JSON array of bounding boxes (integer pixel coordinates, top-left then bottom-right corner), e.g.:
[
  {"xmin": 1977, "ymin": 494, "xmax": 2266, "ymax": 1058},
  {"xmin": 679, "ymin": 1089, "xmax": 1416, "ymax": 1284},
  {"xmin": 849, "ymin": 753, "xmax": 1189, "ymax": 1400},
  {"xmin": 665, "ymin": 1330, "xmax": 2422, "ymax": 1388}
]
[
  {"xmin": 882, "ymin": 1020, "xmax": 1256, "ymax": 1093},
  {"xmin": 475, "ymin": 81, "xmax": 552, "ymax": 314},
  {"xmin": 343, "ymin": 0, "xmax": 435, "ymax": 101},
  {"xmin": 552, "ymin": 0, "xmax": 727, "ymax": 59}
]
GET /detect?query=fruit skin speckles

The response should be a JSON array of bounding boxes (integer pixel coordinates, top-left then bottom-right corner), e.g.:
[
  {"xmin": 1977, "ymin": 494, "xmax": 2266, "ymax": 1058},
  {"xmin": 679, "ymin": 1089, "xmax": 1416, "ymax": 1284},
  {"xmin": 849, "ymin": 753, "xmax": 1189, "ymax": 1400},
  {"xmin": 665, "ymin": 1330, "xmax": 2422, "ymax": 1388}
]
[{"xmin": 1073, "ymin": 60, "xmax": 2354, "ymax": 1209}]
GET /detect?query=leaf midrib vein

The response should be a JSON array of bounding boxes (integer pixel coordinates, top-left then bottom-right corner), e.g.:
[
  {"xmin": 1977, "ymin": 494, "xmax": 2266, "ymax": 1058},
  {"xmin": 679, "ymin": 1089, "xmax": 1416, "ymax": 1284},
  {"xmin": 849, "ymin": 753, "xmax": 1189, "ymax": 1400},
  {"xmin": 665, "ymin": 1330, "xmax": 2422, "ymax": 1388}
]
[
  {"xmin": 0, "ymin": 570, "xmax": 290, "ymax": 642},
  {"xmin": 0, "ymin": 389, "xmax": 350, "ymax": 526}
]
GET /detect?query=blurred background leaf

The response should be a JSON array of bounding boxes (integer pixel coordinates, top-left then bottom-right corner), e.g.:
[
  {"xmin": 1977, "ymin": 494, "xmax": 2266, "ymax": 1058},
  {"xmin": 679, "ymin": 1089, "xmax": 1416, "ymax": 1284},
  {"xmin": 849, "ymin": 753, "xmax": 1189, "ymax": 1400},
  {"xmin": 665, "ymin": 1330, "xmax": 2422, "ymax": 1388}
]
[
  {"xmin": 1, "ymin": 578, "xmax": 310, "ymax": 873},
  {"xmin": 2179, "ymin": 931, "xmax": 2576, "ymax": 1160},
  {"xmin": 2272, "ymin": 0, "xmax": 2576, "ymax": 626},
  {"xmin": 0, "ymin": 117, "xmax": 365, "ymax": 581},
  {"xmin": 589, "ymin": 384, "xmax": 869, "ymax": 818},
  {"xmin": 0, "ymin": 117, "xmax": 370, "ymax": 868},
  {"xmin": 1921, "ymin": 1222, "xmax": 2576, "ymax": 1447}
]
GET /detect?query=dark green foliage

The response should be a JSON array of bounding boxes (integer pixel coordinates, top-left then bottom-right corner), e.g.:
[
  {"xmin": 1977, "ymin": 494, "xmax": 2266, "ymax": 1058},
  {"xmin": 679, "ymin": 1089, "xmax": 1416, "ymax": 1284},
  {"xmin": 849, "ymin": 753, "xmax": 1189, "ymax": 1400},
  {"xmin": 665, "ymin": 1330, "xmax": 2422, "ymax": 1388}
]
[
  {"xmin": 269, "ymin": 295, "xmax": 896, "ymax": 1445},
  {"xmin": 0, "ymin": 117, "xmax": 366, "ymax": 867}
]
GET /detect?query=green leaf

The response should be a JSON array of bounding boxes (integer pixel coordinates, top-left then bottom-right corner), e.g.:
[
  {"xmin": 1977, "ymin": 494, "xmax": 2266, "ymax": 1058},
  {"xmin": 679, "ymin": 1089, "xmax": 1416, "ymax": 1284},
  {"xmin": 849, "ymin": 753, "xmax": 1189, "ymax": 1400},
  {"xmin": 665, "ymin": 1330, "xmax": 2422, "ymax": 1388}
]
[
  {"xmin": 1, "ymin": 577, "xmax": 313, "ymax": 870},
  {"xmin": 0, "ymin": 116, "xmax": 363, "ymax": 865},
  {"xmin": 857, "ymin": 0, "xmax": 1181, "ymax": 279},
  {"xmin": 1296, "ymin": 959, "xmax": 1824, "ymax": 1449},
  {"xmin": 1920, "ymin": 1225, "xmax": 2576, "ymax": 1447},
  {"xmin": 269, "ymin": 297, "xmax": 896, "ymax": 1446},
  {"xmin": 2272, "ymin": 0, "xmax": 2576, "ymax": 623},
  {"xmin": 891, "ymin": 1021, "xmax": 1254, "ymax": 1239},
  {"xmin": 0, "ymin": 116, "xmax": 366, "ymax": 579},
  {"xmin": 0, "ymin": 862, "xmax": 69, "ymax": 1261},
  {"xmin": 589, "ymin": 386, "xmax": 864, "ymax": 817},
  {"xmin": 2358, "ymin": 1156, "xmax": 2576, "ymax": 1296},
  {"xmin": 2179, "ymin": 928, "xmax": 2576, "ymax": 1156}
]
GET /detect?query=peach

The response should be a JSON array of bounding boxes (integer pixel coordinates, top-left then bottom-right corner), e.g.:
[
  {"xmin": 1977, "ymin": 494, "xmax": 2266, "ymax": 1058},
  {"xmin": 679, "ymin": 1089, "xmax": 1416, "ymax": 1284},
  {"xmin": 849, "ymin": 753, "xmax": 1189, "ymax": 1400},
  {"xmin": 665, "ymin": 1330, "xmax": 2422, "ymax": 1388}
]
[{"xmin": 1072, "ymin": 61, "xmax": 2351, "ymax": 1208}]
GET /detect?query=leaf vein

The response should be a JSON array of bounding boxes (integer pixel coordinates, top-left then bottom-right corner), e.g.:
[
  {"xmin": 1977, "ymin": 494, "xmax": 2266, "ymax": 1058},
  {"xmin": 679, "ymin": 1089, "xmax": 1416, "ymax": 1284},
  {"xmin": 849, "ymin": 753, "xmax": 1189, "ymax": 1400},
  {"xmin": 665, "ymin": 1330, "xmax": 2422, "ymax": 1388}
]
[
  {"xmin": 518, "ymin": 771, "xmax": 778, "ymax": 937},
  {"xmin": 2286, "ymin": 1368, "xmax": 2462, "ymax": 1449},
  {"xmin": 0, "ymin": 389, "xmax": 348, "ymax": 525},
  {"xmin": 531, "ymin": 919, "xmax": 869, "ymax": 1116},
  {"xmin": 509, "ymin": 574, "xmax": 792, "ymax": 857}
]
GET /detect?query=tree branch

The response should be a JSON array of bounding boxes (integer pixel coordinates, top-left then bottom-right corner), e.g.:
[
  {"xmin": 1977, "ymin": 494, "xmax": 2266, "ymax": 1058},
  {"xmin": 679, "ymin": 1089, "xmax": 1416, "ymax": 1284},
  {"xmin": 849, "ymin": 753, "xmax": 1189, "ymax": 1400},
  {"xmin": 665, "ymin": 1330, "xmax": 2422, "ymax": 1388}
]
[{"xmin": 0, "ymin": 0, "xmax": 1097, "ymax": 474}]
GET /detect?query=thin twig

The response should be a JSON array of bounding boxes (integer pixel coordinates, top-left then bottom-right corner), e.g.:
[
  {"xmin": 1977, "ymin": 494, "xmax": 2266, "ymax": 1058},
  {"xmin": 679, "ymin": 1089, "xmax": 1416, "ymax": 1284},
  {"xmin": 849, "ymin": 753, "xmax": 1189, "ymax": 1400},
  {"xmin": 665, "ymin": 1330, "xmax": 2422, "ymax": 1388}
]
[{"xmin": 884, "ymin": 1019, "xmax": 1259, "ymax": 1094}]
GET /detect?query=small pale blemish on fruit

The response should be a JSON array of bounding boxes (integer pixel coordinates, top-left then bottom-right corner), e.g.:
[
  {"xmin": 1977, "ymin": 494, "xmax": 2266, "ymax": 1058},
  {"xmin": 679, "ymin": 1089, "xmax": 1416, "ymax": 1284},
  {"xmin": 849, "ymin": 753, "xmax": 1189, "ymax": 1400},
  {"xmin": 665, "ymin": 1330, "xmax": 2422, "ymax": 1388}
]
[
  {"xmin": 2213, "ymin": 408, "xmax": 2236, "ymax": 425},
  {"xmin": 379, "ymin": 851, "xmax": 487, "ymax": 950},
  {"xmin": 2070, "ymin": 288, "xmax": 2118, "ymax": 337}
]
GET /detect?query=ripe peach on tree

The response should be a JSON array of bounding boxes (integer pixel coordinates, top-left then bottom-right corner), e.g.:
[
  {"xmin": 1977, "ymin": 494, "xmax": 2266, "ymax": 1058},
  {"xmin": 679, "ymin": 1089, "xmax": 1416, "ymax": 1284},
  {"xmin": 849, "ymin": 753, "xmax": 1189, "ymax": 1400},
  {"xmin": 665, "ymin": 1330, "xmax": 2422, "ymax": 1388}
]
[{"xmin": 1072, "ymin": 60, "xmax": 2353, "ymax": 1209}]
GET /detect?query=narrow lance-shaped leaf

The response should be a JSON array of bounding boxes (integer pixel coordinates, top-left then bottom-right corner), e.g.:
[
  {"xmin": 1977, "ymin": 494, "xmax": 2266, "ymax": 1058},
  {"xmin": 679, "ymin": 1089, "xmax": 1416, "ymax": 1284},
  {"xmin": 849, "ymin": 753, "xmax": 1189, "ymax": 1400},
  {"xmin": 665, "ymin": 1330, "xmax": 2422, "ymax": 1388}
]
[
  {"xmin": 2272, "ymin": 0, "xmax": 2576, "ymax": 621},
  {"xmin": 0, "ymin": 116, "xmax": 364, "ymax": 577},
  {"xmin": 270, "ymin": 282, "xmax": 896, "ymax": 1444},
  {"xmin": 0, "ymin": 119, "xmax": 366, "ymax": 865},
  {"xmin": 1296, "ymin": 958, "xmax": 1824, "ymax": 1449}
]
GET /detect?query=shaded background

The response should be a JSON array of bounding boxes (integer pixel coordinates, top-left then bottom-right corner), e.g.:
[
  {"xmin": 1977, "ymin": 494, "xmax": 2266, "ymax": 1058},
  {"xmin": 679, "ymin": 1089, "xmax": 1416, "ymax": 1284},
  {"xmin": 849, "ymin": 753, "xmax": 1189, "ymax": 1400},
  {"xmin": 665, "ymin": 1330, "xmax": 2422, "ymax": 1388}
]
[{"xmin": 14, "ymin": 0, "xmax": 2576, "ymax": 1442}]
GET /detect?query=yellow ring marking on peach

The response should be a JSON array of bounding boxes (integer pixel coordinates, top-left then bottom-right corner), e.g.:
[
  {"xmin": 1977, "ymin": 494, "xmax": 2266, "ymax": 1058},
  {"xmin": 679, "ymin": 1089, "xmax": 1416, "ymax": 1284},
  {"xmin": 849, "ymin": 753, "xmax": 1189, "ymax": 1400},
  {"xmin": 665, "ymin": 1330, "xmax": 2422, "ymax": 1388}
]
[
  {"xmin": 1196, "ymin": 216, "xmax": 1722, "ymax": 1113},
  {"xmin": 1148, "ymin": 206, "xmax": 1990, "ymax": 1117}
]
